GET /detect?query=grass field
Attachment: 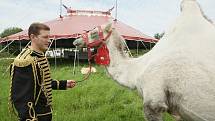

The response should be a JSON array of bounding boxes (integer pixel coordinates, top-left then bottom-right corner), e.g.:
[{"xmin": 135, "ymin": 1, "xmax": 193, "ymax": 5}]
[{"xmin": 0, "ymin": 58, "xmax": 175, "ymax": 121}]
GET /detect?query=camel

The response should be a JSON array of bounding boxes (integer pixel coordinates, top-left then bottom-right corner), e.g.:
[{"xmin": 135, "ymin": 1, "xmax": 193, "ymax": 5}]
[{"xmin": 73, "ymin": 0, "xmax": 215, "ymax": 120}]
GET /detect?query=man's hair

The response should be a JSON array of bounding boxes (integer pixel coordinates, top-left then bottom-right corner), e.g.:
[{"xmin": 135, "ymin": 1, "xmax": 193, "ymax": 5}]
[{"xmin": 28, "ymin": 22, "xmax": 50, "ymax": 37}]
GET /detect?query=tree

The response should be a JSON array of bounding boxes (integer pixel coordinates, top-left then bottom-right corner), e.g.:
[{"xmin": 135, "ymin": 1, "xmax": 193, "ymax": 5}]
[
  {"xmin": 0, "ymin": 27, "xmax": 23, "ymax": 38},
  {"xmin": 154, "ymin": 32, "xmax": 165, "ymax": 40},
  {"xmin": 0, "ymin": 27, "xmax": 23, "ymax": 55}
]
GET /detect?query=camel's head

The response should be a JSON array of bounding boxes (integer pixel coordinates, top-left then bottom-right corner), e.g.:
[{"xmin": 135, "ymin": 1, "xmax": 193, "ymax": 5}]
[
  {"xmin": 180, "ymin": 0, "xmax": 213, "ymax": 24},
  {"xmin": 180, "ymin": 0, "xmax": 198, "ymax": 12},
  {"xmin": 73, "ymin": 23, "xmax": 113, "ymax": 48}
]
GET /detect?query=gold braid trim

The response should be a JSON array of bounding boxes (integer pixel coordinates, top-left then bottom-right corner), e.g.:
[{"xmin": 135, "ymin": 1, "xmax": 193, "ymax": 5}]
[
  {"xmin": 13, "ymin": 59, "xmax": 32, "ymax": 67},
  {"xmin": 35, "ymin": 57, "xmax": 53, "ymax": 106},
  {"xmin": 26, "ymin": 102, "xmax": 37, "ymax": 121},
  {"xmin": 37, "ymin": 111, "xmax": 52, "ymax": 117},
  {"xmin": 34, "ymin": 57, "xmax": 44, "ymax": 105},
  {"xmin": 45, "ymin": 58, "xmax": 53, "ymax": 105},
  {"xmin": 14, "ymin": 49, "xmax": 34, "ymax": 67},
  {"xmin": 31, "ymin": 59, "xmax": 37, "ymax": 101},
  {"xmin": 38, "ymin": 64, "xmax": 43, "ymax": 86},
  {"xmin": 37, "ymin": 107, "xmax": 52, "ymax": 117},
  {"xmin": 8, "ymin": 64, "xmax": 19, "ymax": 119},
  {"xmin": 42, "ymin": 58, "xmax": 52, "ymax": 106},
  {"xmin": 35, "ymin": 88, "xmax": 42, "ymax": 106}
]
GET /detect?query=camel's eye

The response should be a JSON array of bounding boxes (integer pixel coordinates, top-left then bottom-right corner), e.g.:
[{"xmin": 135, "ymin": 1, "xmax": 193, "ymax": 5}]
[{"xmin": 90, "ymin": 31, "xmax": 99, "ymax": 40}]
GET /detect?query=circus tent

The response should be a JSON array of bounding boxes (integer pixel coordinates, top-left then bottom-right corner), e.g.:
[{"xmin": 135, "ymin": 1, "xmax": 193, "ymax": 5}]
[
  {"xmin": 1, "ymin": 8, "xmax": 157, "ymax": 44},
  {"xmin": 0, "ymin": 7, "xmax": 158, "ymax": 59}
]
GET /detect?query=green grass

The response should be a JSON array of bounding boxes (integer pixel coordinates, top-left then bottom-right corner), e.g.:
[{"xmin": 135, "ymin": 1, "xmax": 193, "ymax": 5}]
[
  {"xmin": 0, "ymin": 51, "xmax": 16, "ymax": 59},
  {"xmin": 129, "ymin": 49, "xmax": 150, "ymax": 57},
  {"xmin": 0, "ymin": 58, "xmax": 175, "ymax": 121}
]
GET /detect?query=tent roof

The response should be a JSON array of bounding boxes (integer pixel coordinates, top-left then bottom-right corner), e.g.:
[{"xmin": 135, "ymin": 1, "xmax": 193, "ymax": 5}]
[{"xmin": 2, "ymin": 9, "xmax": 158, "ymax": 43}]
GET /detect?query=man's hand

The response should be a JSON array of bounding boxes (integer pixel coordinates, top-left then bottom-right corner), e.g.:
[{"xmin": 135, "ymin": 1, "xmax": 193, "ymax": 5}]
[{"xmin": 67, "ymin": 80, "xmax": 76, "ymax": 88}]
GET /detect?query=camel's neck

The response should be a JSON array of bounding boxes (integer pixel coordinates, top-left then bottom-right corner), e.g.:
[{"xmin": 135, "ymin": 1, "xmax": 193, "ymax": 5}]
[{"xmin": 104, "ymin": 30, "xmax": 137, "ymax": 89}]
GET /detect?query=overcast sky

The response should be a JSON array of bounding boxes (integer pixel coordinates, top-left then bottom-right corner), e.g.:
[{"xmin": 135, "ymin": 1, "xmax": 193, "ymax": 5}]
[{"xmin": 0, "ymin": 0, "xmax": 214, "ymax": 36}]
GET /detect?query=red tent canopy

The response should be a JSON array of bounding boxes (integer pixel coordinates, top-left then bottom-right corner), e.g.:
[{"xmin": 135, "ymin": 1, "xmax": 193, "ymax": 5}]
[{"xmin": 2, "ymin": 9, "xmax": 158, "ymax": 43}]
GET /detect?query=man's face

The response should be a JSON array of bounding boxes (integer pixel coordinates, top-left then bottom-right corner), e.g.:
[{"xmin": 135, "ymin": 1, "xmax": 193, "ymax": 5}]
[{"xmin": 32, "ymin": 30, "xmax": 50, "ymax": 52}]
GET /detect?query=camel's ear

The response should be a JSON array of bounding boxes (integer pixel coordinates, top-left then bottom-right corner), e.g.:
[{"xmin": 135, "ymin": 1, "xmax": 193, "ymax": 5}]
[{"xmin": 105, "ymin": 23, "xmax": 112, "ymax": 32}]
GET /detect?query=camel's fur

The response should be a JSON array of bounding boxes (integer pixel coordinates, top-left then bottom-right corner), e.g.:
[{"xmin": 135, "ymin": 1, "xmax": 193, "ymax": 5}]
[{"xmin": 73, "ymin": 0, "xmax": 215, "ymax": 120}]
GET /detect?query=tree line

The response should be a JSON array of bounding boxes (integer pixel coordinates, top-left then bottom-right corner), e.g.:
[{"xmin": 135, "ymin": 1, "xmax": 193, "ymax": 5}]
[{"xmin": 0, "ymin": 27, "xmax": 23, "ymax": 38}]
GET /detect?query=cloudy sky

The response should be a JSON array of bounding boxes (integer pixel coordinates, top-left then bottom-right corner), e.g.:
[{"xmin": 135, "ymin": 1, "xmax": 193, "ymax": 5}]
[{"xmin": 0, "ymin": 0, "xmax": 214, "ymax": 36}]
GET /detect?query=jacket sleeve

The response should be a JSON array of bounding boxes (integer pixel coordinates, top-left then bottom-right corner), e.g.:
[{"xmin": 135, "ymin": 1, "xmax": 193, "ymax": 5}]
[
  {"xmin": 51, "ymin": 80, "xmax": 67, "ymax": 90},
  {"xmin": 11, "ymin": 64, "xmax": 37, "ymax": 120}
]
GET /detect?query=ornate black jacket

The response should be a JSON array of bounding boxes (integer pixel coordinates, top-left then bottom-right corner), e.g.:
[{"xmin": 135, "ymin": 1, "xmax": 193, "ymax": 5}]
[{"xmin": 9, "ymin": 47, "xmax": 67, "ymax": 120}]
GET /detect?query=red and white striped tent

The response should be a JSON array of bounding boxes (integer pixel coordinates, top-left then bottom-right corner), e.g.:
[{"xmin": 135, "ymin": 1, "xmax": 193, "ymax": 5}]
[{"xmin": 1, "ymin": 8, "xmax": 157, "ymax": 43}]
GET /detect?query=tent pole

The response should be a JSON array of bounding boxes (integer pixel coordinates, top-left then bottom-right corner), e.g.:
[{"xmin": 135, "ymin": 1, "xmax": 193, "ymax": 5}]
[
  {"xmin": 0, "ymin": 40, "xmax": 15, "ymax": 53},
  {"xmin": 78, "ymin": 48, "xmax": 80, "ymax": 68},
  {"xmin": 46, "ymin": 39, "xmax": 54, "ymax": 53},
  {"xmin": 19, "ymin": 41, "xmax": 22, "ymax": 52},
  {"xmin": 122, "ymin": 40, "xmax": 133, "ymax": 57},
  {"xmin": 60, "ymin": 48, "xmax": 62, "ymax": 58},
  {"xmin": 59, "ymin": 0, "xmax": 62, "ymax": 17},
  {"xmin": 73, "ymin": 46, "xmax": 78, "ymax": 75},
  {"xmin": 150, "ymin": 42, "xmax": 152, "ymax": 50},
  {"xmin": 54, "ymin": 39, "xmax": 57, "ymax": 70},
  {"xmin": 45, "ymin": 39, "xmax": 54, "ymax": 69},
  {"xmin": 24, "ymin": 41, "xmax": 31, "ymax": 49},
  {"xmin": 7, "ymin": 41, "xmax": 9, "ymax": 53},
  {"xmin": 0, "ymin": 43, "xmax": 2, "ymax": 50},
  {"xmin": 115, "ymin": 0, "xmax": 118, "ymax": 21},
  {"xmin": 136, "ymin": 41, "xmax": 139, "ymax": 56},
  {"xmin": 140, "ymin": 41, "xmax": 147, "ymax": 50}
]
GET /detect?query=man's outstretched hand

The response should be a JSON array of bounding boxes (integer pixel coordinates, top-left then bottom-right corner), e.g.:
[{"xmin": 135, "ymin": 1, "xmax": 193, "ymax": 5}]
[{"xmin": 67, "ymin": 80, "xmax": 76, "ymax": 88}]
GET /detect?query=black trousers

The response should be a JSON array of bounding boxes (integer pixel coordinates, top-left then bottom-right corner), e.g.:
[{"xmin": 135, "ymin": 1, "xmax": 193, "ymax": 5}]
[{"xmin": 19, "ymin": 114, "xmax": 52, "ymax": 121}]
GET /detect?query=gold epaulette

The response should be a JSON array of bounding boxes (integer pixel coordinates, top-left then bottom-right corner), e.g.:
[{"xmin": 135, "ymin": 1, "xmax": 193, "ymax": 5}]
[{"xmin": 13, "ymin": 49, "xmax": 35, "ymax": 67}]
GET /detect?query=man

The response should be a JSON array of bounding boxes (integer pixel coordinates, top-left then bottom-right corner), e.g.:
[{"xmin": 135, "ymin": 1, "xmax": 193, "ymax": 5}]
[{"xmin": 9, "ymin": 22, "xmax": 76, "ymax": 121}]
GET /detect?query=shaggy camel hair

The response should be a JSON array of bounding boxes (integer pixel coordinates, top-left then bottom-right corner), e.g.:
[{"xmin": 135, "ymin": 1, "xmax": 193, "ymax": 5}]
[{"xmin": 73, "ymin": 0, "xmax": 215, "ymax": 120}]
